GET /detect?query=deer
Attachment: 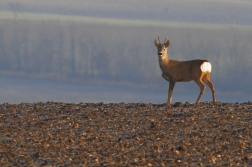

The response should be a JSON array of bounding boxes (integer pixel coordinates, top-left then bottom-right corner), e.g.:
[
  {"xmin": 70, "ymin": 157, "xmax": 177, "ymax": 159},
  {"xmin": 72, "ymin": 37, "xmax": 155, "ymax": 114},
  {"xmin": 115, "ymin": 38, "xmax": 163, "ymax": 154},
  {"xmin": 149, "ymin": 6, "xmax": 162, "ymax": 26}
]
[{"xmin": 154, "ymin": 35, "xmax": 216, "ymax": 105}]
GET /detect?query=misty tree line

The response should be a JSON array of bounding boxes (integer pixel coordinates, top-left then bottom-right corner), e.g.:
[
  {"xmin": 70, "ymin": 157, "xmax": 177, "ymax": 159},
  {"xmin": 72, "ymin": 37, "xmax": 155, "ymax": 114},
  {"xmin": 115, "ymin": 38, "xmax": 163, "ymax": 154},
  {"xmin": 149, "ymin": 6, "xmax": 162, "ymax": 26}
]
[
  {"xmin": 0, "ymin": 19, "xmax": 252, "ymax": 90},
  {"xmin": 0, "ymin": 20, "xmax": 159, "ymax": 85}
]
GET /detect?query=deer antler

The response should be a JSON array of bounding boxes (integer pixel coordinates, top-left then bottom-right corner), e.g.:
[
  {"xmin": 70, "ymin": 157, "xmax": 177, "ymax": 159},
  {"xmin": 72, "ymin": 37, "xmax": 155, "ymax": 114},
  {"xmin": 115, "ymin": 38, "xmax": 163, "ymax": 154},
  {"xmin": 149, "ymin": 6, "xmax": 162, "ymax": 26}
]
[
  {"xmin": 158, "ymin": 35, "xmax": 161, "ymax": 44},
  {"xmin": 164, "ymin": 36, "xmax": 168, "ymax": 43}
]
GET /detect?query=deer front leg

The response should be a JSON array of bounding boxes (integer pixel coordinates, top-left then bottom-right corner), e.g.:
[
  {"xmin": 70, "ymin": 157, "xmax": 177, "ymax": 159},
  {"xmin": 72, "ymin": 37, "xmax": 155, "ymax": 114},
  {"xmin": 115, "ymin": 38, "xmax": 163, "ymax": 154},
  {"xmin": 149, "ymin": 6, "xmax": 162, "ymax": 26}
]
[
  {"xmin": 162, "ymin": 73, "xmax": 170, "ymax": 81},
  {"xmin": 167, "ymin": 81, "xmax": 176, "ymax": 105}
]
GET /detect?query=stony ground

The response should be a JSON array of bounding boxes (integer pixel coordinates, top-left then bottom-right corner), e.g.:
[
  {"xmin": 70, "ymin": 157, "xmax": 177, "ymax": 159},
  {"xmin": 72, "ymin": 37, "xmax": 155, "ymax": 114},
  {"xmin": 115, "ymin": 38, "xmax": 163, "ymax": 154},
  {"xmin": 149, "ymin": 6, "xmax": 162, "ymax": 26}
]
[{"xmin": 0, "ymin": 101, "xmax": 252, "ymax": 166}]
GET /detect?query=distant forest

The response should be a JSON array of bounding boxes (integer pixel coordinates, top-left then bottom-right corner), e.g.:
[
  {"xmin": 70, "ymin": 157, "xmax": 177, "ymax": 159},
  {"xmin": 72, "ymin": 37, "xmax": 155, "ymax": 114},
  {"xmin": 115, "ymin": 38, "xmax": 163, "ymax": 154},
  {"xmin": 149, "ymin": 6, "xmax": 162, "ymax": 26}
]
[{"xmin": 0, "ymin": 18, "xmax": 252, "ymax": 94}]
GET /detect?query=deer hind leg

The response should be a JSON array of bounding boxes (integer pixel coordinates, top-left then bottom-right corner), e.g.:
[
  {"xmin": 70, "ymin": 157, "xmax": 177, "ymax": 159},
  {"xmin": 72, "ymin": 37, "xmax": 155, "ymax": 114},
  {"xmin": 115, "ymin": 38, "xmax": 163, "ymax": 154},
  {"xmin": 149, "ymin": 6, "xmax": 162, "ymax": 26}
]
[
  {"xmin": 202, "ymin": 73, "xmax": 216, "ymax": 104},
  {"xmin": 195, "ymin": 79, "xmax": 206, "ymax": 104},
  {"xmin": 167, "ymin": 81, "xmax": 176, "ymax": 105}
]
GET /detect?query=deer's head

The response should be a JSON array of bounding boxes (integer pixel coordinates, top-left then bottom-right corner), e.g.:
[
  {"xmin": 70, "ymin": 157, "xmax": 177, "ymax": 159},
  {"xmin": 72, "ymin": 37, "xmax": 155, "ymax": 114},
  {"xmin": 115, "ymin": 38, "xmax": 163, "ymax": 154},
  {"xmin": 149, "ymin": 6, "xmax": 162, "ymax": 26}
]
[{"xmin": 154, "ymin": 36, "xmax": 170, "ymax": 59}]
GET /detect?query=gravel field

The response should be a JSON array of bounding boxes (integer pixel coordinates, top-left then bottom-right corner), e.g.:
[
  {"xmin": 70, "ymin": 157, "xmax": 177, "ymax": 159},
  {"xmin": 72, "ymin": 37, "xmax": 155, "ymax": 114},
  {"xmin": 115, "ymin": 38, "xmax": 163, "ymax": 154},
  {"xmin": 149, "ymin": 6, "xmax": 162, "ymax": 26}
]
[{"xmin": 0, "ymin": 101, "xmax": 252, "ymax": 166}]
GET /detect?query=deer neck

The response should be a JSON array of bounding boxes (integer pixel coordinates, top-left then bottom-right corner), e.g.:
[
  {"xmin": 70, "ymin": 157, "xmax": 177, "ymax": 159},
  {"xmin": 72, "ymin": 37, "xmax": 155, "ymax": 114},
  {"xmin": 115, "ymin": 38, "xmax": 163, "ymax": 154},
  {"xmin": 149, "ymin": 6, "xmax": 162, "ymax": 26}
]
[{"xmin": 159, "ymin": 52, "xmax": 170, "ymax": 68}]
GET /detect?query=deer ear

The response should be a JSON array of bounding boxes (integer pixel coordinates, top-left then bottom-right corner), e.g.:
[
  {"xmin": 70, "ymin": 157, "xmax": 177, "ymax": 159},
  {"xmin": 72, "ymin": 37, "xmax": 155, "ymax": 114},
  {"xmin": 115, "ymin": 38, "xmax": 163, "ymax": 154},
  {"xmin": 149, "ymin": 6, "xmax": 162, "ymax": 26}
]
[
  {"xmin": 165, "ymin": 40, "xmax": 170, "ymax": 47},
  {"xmin": 154, "ymin": 39, "xmax": 160, "ymax": 47}
]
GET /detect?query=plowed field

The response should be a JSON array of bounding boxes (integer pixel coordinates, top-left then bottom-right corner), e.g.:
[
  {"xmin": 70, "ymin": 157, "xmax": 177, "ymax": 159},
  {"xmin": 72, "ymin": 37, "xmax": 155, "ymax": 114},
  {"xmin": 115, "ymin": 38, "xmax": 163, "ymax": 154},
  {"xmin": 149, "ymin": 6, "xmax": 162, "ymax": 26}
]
[{"xmin": 1, "ymin": 102, "xmax": 252, "ymax": 166}]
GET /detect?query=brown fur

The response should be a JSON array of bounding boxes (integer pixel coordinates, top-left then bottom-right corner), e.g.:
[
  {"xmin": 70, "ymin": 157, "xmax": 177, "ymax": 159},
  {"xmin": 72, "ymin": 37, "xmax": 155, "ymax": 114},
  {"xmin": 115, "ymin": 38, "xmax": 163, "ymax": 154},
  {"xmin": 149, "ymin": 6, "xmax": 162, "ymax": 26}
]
[{"xmin": 154, "ymin": 36, "xmax": 216, "ymax": 105}]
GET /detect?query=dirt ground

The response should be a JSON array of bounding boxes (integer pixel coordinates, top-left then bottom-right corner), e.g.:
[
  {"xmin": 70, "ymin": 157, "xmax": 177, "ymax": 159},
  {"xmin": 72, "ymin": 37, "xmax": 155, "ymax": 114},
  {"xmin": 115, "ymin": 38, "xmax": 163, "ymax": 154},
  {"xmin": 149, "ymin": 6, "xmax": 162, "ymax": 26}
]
[{"xmin": 0, "ymin": 101, "xmax": 252, "ymax": 166}]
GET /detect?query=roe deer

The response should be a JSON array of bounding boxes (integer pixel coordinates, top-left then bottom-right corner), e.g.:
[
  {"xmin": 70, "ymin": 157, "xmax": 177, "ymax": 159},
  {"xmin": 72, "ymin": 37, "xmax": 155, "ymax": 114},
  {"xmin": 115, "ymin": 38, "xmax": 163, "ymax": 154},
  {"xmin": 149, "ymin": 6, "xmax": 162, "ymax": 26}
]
[{"xmin": 154, "ymin": 35, "xmax": 216, "ymax": 105}]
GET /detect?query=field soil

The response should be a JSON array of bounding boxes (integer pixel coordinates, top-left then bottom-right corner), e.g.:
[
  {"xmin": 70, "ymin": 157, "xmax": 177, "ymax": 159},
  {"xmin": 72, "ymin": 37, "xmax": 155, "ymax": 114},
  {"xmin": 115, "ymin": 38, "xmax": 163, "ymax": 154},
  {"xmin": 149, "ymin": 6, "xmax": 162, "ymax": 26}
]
[{"xmin": 1, "ymin": 101, "xmax": 252, "ymax": 166}]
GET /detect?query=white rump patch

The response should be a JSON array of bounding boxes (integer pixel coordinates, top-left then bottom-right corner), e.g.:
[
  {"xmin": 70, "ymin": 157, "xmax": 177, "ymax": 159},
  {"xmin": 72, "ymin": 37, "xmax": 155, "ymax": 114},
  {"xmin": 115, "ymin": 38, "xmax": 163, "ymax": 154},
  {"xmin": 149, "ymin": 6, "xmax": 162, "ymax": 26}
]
[{"xmin": 200, "ymin": 62, "xmax": 212, "ymax": 73}]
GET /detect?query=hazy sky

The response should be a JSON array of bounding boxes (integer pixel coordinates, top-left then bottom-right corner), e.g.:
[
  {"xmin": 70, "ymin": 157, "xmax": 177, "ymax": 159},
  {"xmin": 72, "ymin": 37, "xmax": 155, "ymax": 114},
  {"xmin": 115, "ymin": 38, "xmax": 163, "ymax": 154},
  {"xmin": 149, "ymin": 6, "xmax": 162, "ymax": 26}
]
[{"xmin": 1, "ymin": 0, "xmax": 252, "ymax": 25}]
